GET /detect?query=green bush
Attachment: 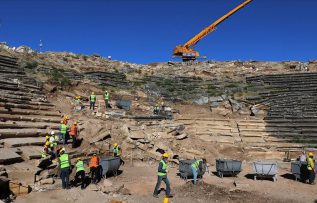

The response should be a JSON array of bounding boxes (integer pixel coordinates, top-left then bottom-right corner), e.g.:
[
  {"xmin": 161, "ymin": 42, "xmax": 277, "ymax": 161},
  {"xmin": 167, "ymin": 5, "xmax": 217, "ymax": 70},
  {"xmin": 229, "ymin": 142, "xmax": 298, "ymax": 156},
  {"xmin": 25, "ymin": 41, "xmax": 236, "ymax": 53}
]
[
  {"xmin": 82, "ymin": 55, "xmax": 88, "ymax": 61},
  {"xmin": 25, "ymin": 61, "xmax": 38, "ymax": 69},
  {"xmin": 49, "ymin": 68, "xmax": 71, "ymax": 87}
]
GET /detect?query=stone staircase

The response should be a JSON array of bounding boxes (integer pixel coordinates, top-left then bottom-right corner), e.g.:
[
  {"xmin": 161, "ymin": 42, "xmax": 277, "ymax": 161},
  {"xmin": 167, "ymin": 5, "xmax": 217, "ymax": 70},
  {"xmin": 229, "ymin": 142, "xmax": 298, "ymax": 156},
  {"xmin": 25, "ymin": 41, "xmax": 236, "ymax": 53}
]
[
  {"xmin": 0, "ymin": 55, "xmax": 61, "ymax": 164},
  {"xmin": 246, "ymin": 72, "xmax": 317, "ymax": 119}
]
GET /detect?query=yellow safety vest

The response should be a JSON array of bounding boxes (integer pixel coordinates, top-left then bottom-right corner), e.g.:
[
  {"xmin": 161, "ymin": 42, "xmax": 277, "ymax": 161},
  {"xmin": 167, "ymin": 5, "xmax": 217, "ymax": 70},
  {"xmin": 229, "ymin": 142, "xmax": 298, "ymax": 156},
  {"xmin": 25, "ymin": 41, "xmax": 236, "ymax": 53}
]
[
  {"xmin": 157, "ymin": 160, "xmax": 168, "ymax": 176},
  {"xmin": 59, "ymin": 154, "xmax": 70, "ymax": 169}
]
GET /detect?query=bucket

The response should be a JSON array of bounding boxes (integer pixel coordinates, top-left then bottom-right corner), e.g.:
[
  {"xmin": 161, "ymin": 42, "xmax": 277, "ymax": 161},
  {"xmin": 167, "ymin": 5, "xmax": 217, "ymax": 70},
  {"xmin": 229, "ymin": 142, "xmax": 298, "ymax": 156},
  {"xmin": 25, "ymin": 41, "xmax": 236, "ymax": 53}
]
[{"xmin": 163, "ymin": 197, "xmax": 169, "ymax": 203}]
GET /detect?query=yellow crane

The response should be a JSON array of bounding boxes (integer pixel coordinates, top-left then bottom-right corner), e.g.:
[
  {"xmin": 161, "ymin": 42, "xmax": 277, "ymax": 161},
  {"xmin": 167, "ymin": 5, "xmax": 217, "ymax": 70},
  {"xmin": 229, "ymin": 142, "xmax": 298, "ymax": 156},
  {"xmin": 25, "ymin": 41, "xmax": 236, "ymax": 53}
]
[{"xmin": 173, "ymin": 0, "xmax": 253, "ymax": 61}]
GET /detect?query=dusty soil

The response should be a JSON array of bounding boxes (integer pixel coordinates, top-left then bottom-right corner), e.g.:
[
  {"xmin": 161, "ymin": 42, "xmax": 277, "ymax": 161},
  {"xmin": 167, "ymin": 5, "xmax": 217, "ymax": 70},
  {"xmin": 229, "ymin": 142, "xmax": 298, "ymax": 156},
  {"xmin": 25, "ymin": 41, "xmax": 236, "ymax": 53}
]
[{"xmin": 14, "ymin": 161, "xmax": 317, "ymax": 203}]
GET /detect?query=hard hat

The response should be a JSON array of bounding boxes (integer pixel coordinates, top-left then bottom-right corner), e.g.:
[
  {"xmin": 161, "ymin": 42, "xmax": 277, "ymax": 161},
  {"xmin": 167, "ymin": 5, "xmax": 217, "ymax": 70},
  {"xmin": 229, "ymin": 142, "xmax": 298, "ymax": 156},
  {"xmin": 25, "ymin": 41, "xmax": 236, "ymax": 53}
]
[
  {"xmin": 77, "ymin": 158, "xmax": 81, "ymax": 161},
  {"xmin": 93, "ymin": 153, "xmax": 97, "ymax": 156},
  {"xmin": 74, "ymin": 122, "xmax": 78, "ymax": 125},
  {"xmin": 65, "ymin": 115, "xmax": 69, "ymax": 120},
  {"xmin": 60, "ymin": 148, "xmax": 65, "ymax": 153},
  {"xmin": 114, "ymin": 143, "xmax": 118, "ymax": 147},
  {"xmin": 308, "ymin": 152, "xmax": 314, "ymax": 157},
  {"xmin": 92, "ymin": 92, "xmax": 95, "ymax": 94},
  {"xmin": 45, "ymin": 141, "xmax": 50, "ymax": 146},
  {"xmin": 51, "ymin": 131, "xmax": 55, "ymax": 135},
  {"xmin": 45, "ymin": 135, "xmax": 49, "ymax": 139},
  {"xmin": 60, "ymin": 120, "xmax": 64, "ymax": 124},
  {"xmin": 162, "ymin": 153, "xmax": 169, "ymax": 158}
]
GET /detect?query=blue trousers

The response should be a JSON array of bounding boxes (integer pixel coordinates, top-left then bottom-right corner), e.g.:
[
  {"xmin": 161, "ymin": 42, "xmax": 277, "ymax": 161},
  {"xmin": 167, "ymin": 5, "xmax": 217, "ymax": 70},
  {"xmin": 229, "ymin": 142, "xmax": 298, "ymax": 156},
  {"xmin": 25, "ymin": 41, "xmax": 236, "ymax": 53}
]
[
  {"xmin": 90, "ymin": 102, "xmax": 95, "ymax": 110},
  {"xmin": 191, "ymin": 166, "xmax": 198, "ymax": 184},
  {"xmin": 153, "ymin": 176, "xmax": 171, "ymax": 196},
  {"xmin": 60, "ymin": 168, "xmax": 70, "ymax": 189},
  {"xmin": 60, "ymin": 133, "xmax": 66, "ymax": 145}
]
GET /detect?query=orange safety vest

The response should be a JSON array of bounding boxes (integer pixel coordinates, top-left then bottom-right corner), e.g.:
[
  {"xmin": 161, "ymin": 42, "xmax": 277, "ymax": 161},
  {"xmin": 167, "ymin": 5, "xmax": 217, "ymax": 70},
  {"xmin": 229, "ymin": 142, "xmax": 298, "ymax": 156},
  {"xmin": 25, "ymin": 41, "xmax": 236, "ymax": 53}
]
[
  {"xmin": 89, "ymin": 156, "xmax": 99, "ymax": 168},
  {"xmin": 70, "ymin": 125, "xmax": 77, "ymax": 137}
]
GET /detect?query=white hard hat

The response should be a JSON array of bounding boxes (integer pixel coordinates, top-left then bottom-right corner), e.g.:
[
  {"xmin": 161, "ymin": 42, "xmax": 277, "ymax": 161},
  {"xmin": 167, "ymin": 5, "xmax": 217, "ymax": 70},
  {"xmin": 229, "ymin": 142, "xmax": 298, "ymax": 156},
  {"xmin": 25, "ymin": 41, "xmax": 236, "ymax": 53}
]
[{"xmin": 51, "ymin": 131, "xmax": 55, "ymax": 135}]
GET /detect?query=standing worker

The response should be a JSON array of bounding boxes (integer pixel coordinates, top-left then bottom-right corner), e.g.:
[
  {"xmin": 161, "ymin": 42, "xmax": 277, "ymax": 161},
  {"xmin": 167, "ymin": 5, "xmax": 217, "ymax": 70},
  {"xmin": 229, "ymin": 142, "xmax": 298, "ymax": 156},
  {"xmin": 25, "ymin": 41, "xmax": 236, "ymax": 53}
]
[
  {"xmin": 113, "ymin": 143, "xmax": 125, "ymax": 165},
  {"xmin": 104, "ymin": 91, "xmax": 110, "ymax": 109},
  {"xmin": 191, "ymin": 158, "xmax": 206, "ymax": 185},
  {"xmin": 89, "ymin": 153, "xmax": 100, "ymax": 184},
  {"xmin": 306, "ymin": 152, "xmax": 315, "ymax": 184},
  {"xmin": 58, "ymin": 148, "xmax": 71, "ymax": 189},
  {"xmin": 70, "ymin": 122, "xmax": 78, "ymax": 148},
  {"xmin": 75, "ymin": 158, "xmax": 86, "ymax": 189},
  {"xmin": 59, "ymin": 121, "xmax": 68, "ymax": 145},
  {"xmin": 89, "ymin": 92, "xmax": 96, "ymax": 110},
  {"xmin": 153, "ymin": 153, "xmax": 173, "ymax": 198}
]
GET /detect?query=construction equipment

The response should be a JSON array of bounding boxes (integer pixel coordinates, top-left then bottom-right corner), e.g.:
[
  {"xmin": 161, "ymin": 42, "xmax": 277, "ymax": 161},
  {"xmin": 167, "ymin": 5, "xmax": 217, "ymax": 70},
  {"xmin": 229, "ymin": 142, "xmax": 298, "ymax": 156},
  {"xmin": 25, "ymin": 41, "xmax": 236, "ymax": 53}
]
[
  {"xmin": 252, "ymin": 161, "xmax": 278, "ymax": 182},
  {"xmin": 173, "ymin": 0, "xmax": 253, "ymax": 61}
]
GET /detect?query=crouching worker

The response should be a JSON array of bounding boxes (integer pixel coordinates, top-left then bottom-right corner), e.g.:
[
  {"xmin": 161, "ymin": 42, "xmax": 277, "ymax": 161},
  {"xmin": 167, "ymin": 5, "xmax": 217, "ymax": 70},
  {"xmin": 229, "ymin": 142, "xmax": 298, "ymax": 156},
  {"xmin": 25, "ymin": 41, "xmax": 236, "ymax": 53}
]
[
  {"xmin": 113, "ymin": 143, "xmax": 125, "ymax": 165},
  {"xmin": 75, "ymin": 158, "xmax": 86, "ymax": 189},
  {"xmin": 58, "ymin": 148, "xmax": 71, "ymax": 189},
  {"xmin": 153, "ymin": 153, "xmax": 173, "ymax": 198},
  {"xmin": 191, "ymin": 158, "xmax": 207, "ymax": 185},
  {"xmin": 89, "ymin": 154, "xmax": 100, "ymax": 184}
]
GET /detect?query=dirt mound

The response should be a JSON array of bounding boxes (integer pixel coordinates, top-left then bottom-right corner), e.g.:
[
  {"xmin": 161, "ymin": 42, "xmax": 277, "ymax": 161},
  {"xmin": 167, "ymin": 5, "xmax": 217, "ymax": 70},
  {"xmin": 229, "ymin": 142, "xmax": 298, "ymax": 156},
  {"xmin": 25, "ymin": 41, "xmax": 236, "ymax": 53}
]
[{"xmin": 174, "ymin": 182, "xmax": 288, "ymax": 203}]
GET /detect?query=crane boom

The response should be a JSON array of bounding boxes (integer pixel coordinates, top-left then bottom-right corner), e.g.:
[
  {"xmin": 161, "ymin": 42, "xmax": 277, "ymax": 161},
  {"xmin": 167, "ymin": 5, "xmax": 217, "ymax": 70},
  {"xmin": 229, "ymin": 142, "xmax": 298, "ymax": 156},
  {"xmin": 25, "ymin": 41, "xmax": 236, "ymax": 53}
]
[{"xmin": 173, "ymin": 0, "xmax": 253, "ymax": 61}]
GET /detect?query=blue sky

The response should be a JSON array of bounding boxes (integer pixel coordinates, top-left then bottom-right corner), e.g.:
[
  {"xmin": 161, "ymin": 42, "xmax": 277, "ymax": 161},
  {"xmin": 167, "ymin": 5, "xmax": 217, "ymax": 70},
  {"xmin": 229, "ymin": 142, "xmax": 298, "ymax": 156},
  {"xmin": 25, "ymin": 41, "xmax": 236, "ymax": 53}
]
[{"xmin": 1, "ymin": 0, "xmax": 316, "ymax": 64}]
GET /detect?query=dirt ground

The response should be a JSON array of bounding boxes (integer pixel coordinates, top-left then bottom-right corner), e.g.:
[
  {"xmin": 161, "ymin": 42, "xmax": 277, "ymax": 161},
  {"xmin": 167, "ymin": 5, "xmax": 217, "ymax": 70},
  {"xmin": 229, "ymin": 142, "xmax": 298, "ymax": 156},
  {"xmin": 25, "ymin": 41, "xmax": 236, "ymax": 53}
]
[{"xmin": 14, "ymin": 160, "xmax": 317, "ymax": 203}]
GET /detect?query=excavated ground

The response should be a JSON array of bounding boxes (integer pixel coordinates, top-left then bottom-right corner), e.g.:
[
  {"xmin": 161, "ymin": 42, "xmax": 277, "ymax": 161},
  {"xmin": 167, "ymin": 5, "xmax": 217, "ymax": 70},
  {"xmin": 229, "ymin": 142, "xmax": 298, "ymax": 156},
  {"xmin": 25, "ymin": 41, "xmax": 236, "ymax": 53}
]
[{"xmin": 1, "ymin": 49, "xmax": 317, "ymax": 203}]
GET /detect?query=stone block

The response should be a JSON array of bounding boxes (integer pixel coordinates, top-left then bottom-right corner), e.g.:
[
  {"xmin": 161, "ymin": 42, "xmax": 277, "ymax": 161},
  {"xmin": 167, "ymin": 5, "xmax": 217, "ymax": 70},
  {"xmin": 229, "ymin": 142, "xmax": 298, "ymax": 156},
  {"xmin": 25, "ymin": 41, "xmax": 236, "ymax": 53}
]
[{"xmin": 0, "ymin": 149, "xmax": 23, "ymax": 164}]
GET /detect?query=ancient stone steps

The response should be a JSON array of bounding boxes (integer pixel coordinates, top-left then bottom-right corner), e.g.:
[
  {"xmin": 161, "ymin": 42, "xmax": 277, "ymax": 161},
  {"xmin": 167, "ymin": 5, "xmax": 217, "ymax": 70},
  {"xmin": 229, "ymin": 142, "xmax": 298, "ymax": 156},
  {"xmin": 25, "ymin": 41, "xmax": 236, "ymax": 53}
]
[
  {"xmin": 0, "ymin": 114, "xmax": 61, "ymax": 123},
  {"xmin": 0, "ymin": 148, "xmax": 23, "ymax": 165},
  {"xmin": 0, "ymin": 107, "xmax": 60, "ymax": 117},
  {"xmin": 2, "ymin": 137, "xmax": 44, "ymax": 147},
  {"xmin": 0, "ymin": 102, "xmax": 54, "ymax": 111},
  {"xmin": 0, "ymin": 121, "xmax": 59, "ymax": 130},
  {"xmin": 0, "ymin": 128, "xmax": 49, "ymax": 139},
  {"xmin": 18, "ymin": 146, "xmax": 42, "ymax": 160}
]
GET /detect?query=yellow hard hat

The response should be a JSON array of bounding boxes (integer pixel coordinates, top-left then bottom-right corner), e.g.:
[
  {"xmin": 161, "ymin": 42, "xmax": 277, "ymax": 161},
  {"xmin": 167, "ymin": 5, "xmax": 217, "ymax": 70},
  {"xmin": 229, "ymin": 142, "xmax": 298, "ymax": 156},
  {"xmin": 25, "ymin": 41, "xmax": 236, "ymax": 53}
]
[
  {"xmin": 60, "ymin": 148, "xmax": 65, "ymax": 153},
  {"xmin": 162, "ymin": 153, "xmax": 169, "ymax": 158},
  {"xmin": 76, "ymin": 158, "xmax": 81, "ymax": 161},
  {"xmin": 74, "ymin": 122, "xmax": 78, "ymax": 125},
  {"xmin": 114, "ymin": 143, "xmax": 118, "ymax": 147},
  {"xmin": 308, "ymin": 152, "xmax": 314, "ymax": 157},
  {"xmin": 45, "ymin": 141, "xmax": 50, "ymax": 146},
  {"xmin": 45, "ymin": 135, "xmax": 49, "ymax": 139},
  {"xmin": 92, "ymin": 92, "xmax": 95, "ymax": 94}
]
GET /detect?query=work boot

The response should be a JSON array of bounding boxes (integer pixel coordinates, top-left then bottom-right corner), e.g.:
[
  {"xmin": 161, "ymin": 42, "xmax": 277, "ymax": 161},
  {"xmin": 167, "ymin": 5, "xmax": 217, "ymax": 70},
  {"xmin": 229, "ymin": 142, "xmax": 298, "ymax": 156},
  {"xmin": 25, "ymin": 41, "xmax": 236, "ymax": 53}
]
[
  {"xmin": 166, "ymin": 194, "xmax": 174, "ymax": 198},
  {"xmin": 153, "ymin": 194, "xmax": 159, "ymax": 198}
]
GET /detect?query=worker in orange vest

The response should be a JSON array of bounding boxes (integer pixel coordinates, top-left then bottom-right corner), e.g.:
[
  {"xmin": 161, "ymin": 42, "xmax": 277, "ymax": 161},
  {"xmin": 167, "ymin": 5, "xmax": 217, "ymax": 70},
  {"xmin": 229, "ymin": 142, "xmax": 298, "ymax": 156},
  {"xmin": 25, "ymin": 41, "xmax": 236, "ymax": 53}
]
[
  {"xmin": 70, "ymin": 122, "xmax": 78, "ymax": 148},
  {"xmin": 62, "ymin": 115, "xmax": 69, "ymax": 125},
  {"xmin": 89, "ymin": 154, "xmax": 100, "ymax": 184}
]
